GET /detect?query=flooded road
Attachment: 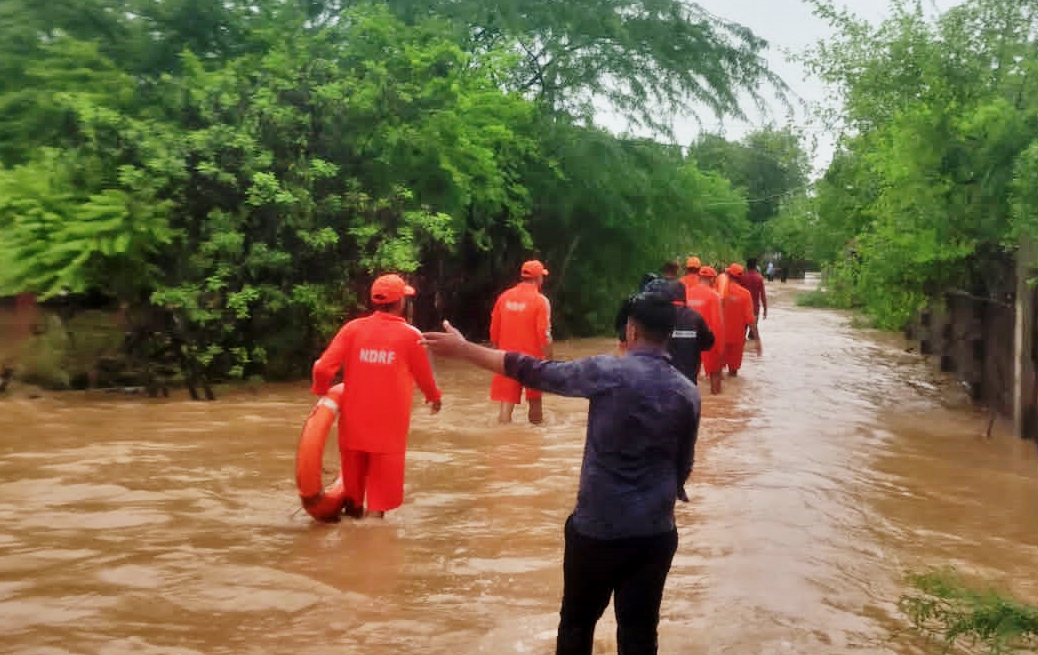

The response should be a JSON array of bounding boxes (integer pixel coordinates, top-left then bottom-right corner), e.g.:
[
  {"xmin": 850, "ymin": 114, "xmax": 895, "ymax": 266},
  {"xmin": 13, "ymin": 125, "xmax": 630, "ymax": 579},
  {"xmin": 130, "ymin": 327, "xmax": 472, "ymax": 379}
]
[{"xmin": 2, "ymin": 277, "xmax": 1037, "ymax": 655}]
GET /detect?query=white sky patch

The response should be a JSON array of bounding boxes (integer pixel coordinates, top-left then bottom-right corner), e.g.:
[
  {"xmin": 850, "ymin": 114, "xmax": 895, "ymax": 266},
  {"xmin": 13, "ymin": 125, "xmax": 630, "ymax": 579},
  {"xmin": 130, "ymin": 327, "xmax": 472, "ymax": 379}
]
[{"xmin": 593, "ymin": 0, "xmax": 964, "ymax": 177}]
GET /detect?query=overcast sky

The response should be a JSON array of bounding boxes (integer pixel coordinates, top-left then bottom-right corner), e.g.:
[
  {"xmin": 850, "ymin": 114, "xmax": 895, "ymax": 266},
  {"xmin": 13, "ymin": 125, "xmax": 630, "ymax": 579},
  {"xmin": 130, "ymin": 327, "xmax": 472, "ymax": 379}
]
[{"xmin": 596, "ymin": 0, "xmax": 963, "ymax": 176}]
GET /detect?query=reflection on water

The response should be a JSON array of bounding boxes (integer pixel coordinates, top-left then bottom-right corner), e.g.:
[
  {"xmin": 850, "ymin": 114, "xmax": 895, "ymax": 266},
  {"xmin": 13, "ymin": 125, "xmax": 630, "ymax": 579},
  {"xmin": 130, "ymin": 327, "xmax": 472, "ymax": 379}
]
[{"xmin": 2, "ymin": 276, "xmax": 1037, "ymax": 654}]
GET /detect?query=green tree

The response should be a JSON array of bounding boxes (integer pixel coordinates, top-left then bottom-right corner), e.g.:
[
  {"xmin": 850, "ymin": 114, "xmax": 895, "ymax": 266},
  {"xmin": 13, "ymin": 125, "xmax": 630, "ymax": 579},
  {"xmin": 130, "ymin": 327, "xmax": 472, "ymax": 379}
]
[
  {"xmin": 796, "ymin": 0, "xmax": 1038, "ymax": 328},
  {"xmin": 689, "ymin": 126, "xmax": 811, "ymax": 258},
  {"xmin": 376, "ymin": 0, "xmax": 787, "ymax": 132},
  {"xmin": 0, "ymin": 0, "xmax": 778, "ymax": 387},
  {"xmin": 521, "ymin": 125, "xmax": 749, "ymax": 334},
  {"xmin": 691, "ymin": 127, "xmax": 811, "ymax": 226}
]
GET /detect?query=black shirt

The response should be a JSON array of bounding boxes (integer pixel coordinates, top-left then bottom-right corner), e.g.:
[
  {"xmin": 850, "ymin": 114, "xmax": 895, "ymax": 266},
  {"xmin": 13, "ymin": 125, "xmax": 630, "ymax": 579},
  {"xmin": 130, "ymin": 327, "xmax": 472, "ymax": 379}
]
[
  {"xmin": 615, "ymin": 299, "xmax": 715, "ymax": 385},
  {"xmin": 668, "ymin": 306, "xmax": 714, "ymax": 384}
]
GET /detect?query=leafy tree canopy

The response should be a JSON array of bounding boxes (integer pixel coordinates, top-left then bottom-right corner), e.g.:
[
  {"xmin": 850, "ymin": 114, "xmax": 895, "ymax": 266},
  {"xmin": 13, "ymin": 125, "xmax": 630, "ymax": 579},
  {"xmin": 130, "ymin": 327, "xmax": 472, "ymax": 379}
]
[
  {"xmin": 0, "ymin": 0, "xmax": 781, "ymax": 386},
  {"xmin": 772, "ymin": 0, "xmax": 1038, "ymax": 328}
]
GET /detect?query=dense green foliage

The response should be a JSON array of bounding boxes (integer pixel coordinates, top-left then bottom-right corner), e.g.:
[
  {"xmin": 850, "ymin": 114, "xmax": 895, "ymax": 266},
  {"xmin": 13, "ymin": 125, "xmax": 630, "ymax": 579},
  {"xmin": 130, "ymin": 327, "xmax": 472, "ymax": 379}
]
[
  {"xmin": 689, "ymin": 126, "xmax": 813, "ymax": 266},
  {"xmin": 769, "ymin": 0, "xmax": 1038, "ymax": 330},
  {"xmin": 0, "ymin": 0, "xmax": 784, "ymax": 382},
  {"xmin": 901, "ymin": 569, "xmax": 1038, "ymax": 654}
]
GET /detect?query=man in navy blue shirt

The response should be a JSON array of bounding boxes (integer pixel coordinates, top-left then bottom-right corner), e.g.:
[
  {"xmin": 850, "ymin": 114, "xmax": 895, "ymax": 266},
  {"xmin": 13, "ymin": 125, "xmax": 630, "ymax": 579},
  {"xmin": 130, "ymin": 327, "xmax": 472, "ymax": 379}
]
[{"xmin": 422, "ymin": 292, "xmax": 701, "ymax": 655}]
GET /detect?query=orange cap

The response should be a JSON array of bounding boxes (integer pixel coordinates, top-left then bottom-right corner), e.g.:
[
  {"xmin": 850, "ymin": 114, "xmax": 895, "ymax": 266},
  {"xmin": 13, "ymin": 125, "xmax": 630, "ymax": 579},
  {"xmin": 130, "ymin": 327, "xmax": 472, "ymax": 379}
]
[
  {"xmin": 698, "ymin": 266, "xmax": 718, "ymax": 278},
  {"xmin": 685, "ymin": 256, "xmax": 701, "ymax": 269},
  {"xmin": 370, "ymin": 274, "xmax": 416, "ymax": 303},
  {"xmin": 520, "ymin": 260, "xmax": 549, "ymax": 278},
  {"xmin": 727, "ymin": 263, "xmax": 745, "ymax": 276}
]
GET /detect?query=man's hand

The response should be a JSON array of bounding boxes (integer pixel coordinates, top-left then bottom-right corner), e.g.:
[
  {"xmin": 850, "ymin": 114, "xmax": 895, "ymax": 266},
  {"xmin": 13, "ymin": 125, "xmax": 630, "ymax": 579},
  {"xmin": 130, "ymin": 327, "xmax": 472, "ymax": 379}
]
[
  {"xmin": 421, "ymin": 320, "xmax": 470, "ymax": 358},
  {"xmin": 429, "ymin": 399, "xmax": 442, "ymax": 414},
  {"xmin": 422, "ymin": 320, "xmax": 507, "ymax": 374}
]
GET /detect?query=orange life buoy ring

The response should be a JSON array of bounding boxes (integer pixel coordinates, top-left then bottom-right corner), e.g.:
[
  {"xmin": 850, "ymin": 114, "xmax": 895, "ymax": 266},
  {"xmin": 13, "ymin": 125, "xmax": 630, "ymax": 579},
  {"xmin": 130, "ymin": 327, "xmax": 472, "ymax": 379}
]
[{"xmin": 296, "ymin": 383, "xmax": 347, "ymax": 521}]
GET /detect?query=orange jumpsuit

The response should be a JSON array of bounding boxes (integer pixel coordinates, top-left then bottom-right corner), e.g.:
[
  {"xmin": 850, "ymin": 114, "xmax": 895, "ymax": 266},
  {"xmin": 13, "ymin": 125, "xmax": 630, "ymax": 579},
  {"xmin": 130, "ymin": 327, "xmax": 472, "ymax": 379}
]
[
  {"xmin": 679, "ymin": 273, "xmax": 700, "ymax": 306},
  {"xmin": 686, "ymin": 283, "xmax": 725, "ymax": 376},
  {"xmin": 715, "ymin": 272, "xmax": 731, "ymax": 301},
  {"xmin": 722, "ymin": 282, "xmax": 756, "ymax": 373},
  {"xmin": 312, "ymin": 311, "xmax": 441, "ymax": 512},
  {"xmin": 489, "ymin": 281, "xmax": 552, "ymax": 403}
]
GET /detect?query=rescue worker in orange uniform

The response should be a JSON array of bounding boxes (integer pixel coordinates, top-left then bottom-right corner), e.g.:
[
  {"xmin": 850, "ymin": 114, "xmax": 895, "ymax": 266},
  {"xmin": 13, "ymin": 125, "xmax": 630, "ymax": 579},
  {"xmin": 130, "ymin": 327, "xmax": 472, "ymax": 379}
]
[
  {"xmin": 686, "ymin": 266, "xmax": 725, "ymax": 394},
  {"xmin": 489, "ymin": 260, "xmax": 553, "ymax": 424},
  {"xmin": 715, "ymin": 265, "xmax": 731, "ymax": 303},
  {"xmin": 722, "ymin": 264, "xmax": 762, "ymax": 376},
  {"xmin": 679, "ymin": 256, "xmax": 701, "ymax": 303},
  {"xmin": 311, "ymin": 274, "xmax": 442, "ymax": 519}
]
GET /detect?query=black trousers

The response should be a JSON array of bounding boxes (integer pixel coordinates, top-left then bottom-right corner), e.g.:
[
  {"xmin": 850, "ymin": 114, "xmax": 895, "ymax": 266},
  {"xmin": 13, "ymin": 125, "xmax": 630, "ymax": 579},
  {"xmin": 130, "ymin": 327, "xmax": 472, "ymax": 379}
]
[{"xmin": 556, "ymin": 517, "xmax": 679, "ymax": 655}]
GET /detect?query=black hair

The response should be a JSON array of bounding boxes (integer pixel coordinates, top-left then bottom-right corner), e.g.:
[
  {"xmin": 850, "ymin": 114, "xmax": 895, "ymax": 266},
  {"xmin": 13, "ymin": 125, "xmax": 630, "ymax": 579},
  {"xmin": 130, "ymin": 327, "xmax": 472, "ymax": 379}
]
[
  {"xmin": 641, "ymin": 277, "xmax": 686, "ymax": 304},
  {"xmin": 616, "ymin": 276, "xmax": 657, "ymax": 343},
  {"xmin": 639, "ymin": 272, "xmax": 661, "ymax": 288},
  {"xmin": 746, "ymin": 257, "xmax": 758, "ymax": 270},
  {"xmin": 627, "ymin": 292, "xmax": 676, "ymax": 344},
  {"xmin": 661, "ymin": 260, "xmax": 680, "ymax": 277}
]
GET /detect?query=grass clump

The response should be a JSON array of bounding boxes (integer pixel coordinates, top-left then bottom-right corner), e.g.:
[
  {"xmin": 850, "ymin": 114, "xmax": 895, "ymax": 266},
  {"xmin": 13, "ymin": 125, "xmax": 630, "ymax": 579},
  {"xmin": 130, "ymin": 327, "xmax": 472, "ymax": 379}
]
[
  {"xmin": 796, "ymin": 289, "xmax": 845, "ymax": 308},
  {"xmin": 900, "ymin": 568, "xmax": 1038, "ymax": 654}
]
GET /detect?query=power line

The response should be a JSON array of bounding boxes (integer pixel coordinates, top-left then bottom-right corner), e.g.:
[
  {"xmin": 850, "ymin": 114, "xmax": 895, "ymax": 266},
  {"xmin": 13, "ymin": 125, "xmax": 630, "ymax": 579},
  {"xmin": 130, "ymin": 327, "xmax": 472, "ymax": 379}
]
[{"xmin": 701, "ymin": 180, "xmax": 814, "ymax": 208}]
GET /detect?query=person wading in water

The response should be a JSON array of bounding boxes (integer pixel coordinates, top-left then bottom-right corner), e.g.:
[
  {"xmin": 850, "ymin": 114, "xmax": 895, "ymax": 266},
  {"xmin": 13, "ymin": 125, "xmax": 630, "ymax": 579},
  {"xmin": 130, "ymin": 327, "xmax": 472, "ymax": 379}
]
[
  {"xmin": 720, "ymin": 263, "xmax": 762, "ymax": 376},
  {"xmin": 489, "ymin": 260, "xmax": 553, "ymax": 424},
  {"xmin": 423, "ymin": 292, "xmax": 700, "ymax": 655},
  {"xmin": 679, "ymin": 256, "xmax": 701, "ymax": 304},
  {"xmin": 619, "ymin": 277, "xmax": 714, "ymax": 385},
  {"xmin": 685, "ymin": 266, "xmax": 725, "ymax": 394},
  {"xmin": 311, "ymin": 274, "xmax": 442, "ymax": 518}
]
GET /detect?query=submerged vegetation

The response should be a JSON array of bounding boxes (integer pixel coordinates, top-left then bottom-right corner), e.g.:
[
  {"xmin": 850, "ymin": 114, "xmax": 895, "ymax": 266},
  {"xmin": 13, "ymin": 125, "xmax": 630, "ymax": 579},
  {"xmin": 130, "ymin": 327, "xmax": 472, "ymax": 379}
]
[{"xmin": 901, "ymin": 569, "xmax": 1038, "ymax": 654}]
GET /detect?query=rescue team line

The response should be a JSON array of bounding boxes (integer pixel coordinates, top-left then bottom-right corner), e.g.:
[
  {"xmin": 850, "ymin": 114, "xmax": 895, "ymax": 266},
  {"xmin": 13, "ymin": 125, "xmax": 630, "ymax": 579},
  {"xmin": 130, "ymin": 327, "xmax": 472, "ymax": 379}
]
[
  {"xmin": 295, "ymin": 258, "xmax": 765, "ymax": 521},
  {"xmin": 295, "ymin": 383, "xmax": 348, "ymax": 521}
]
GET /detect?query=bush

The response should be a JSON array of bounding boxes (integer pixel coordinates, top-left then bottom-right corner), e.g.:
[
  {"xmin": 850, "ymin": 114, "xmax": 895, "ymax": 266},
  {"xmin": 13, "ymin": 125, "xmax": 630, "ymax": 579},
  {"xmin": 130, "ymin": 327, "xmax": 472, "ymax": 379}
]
[
  {"xmin": 18, "ymin": 322, "xmax": 72, "ymax": 389},
  {"xmin": 795, "ymin": 289, "xmax": 845, "ymax": 308},
  {"xmin": 900, "ymin": 568, "xmax": 1038, "ymax": 654}
]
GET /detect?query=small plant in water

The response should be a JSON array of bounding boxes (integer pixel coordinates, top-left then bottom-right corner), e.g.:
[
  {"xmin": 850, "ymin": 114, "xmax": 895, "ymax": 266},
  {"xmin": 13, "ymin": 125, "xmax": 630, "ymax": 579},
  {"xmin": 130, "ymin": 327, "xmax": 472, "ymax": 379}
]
[
  {"xmin": 900, "ymin": 568, "xmax": 1038, "ymax": 654},
  {"xmin": 795, "ymin": 289, "xmax": 843, "ymax": 309}
]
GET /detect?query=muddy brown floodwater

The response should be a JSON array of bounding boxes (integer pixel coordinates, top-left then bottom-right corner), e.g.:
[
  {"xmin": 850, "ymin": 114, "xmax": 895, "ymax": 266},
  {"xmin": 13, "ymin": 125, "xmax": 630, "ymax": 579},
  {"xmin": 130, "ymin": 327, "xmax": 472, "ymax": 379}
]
[{"xmin": 2, "ymin": 276, "xmax": 1037, "ymax": 655}]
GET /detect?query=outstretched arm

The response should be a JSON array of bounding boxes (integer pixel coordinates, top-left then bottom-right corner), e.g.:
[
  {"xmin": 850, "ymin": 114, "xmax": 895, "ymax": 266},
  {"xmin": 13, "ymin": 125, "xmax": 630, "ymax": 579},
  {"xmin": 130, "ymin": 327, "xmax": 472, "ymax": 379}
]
[
  {"xmin": 423, "ymin": 321, "xmax": 506, "ymax": 374},
  {"xmin": 423, "ymin": 321, "xmax": 618, "ymax": 398}
]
